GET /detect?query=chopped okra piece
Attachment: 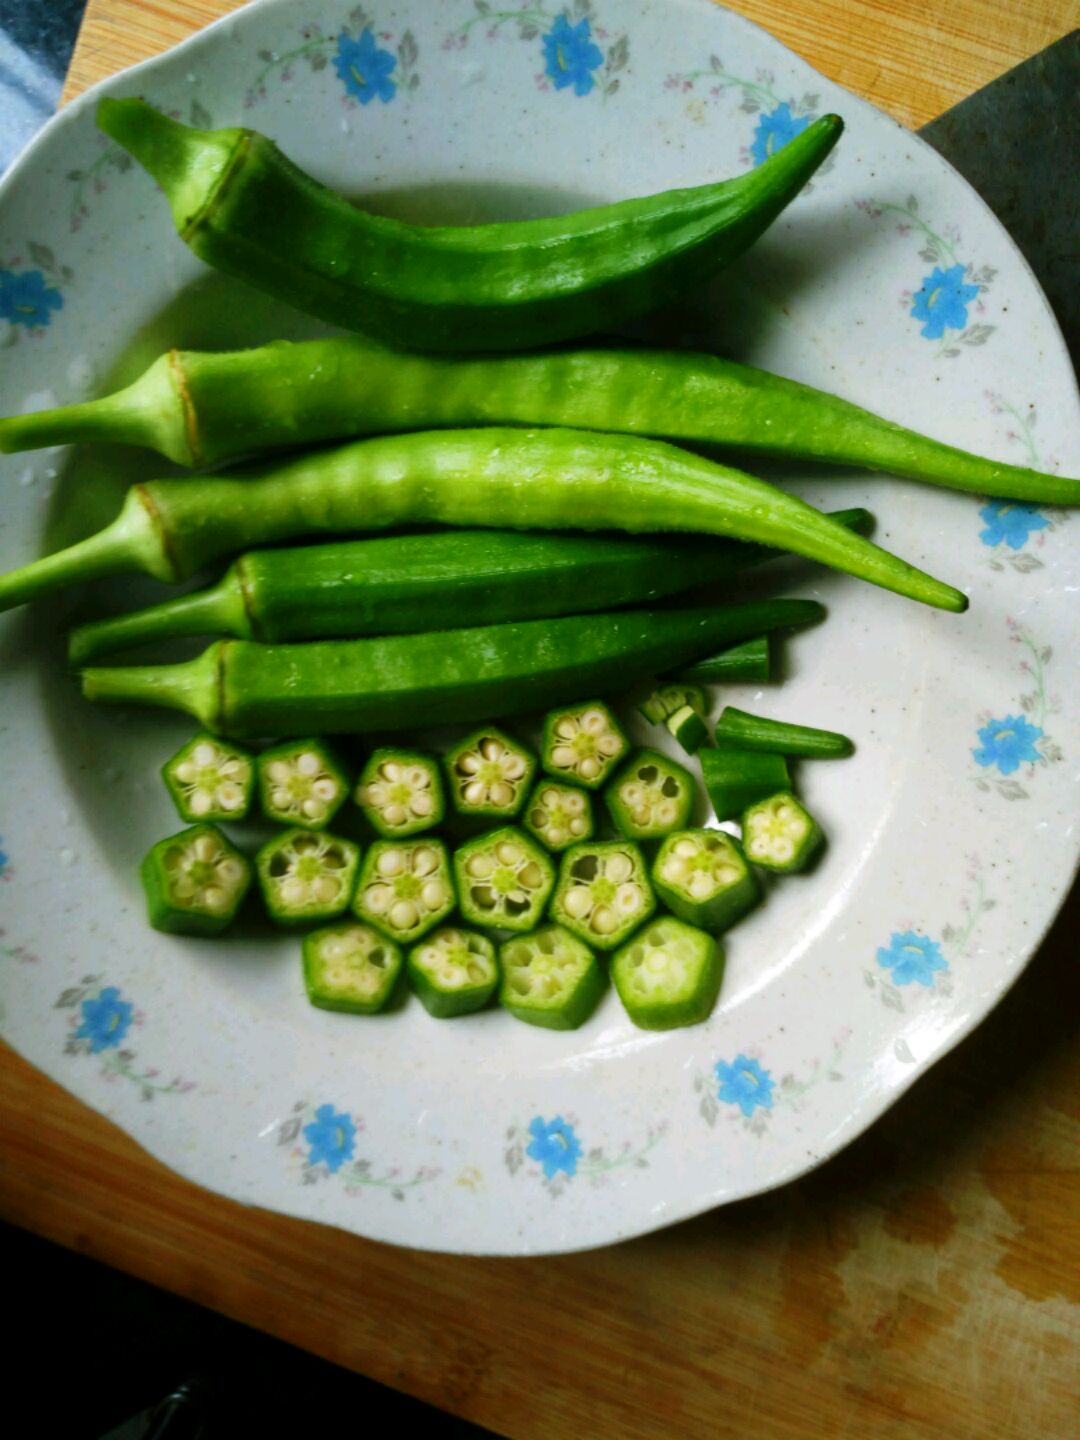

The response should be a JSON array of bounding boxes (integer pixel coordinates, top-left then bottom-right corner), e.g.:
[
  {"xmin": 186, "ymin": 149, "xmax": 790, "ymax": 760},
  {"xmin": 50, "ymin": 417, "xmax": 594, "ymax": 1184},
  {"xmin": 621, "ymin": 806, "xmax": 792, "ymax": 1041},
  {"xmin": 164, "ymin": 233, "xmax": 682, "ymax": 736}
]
[
  {"xmin": 700, "ymin": 748, "xmax": 791, "ymax": 822},
  {"xmin": 453, "ymin": 827, "xmax": 554, "ymax": 933},
  {"xmin": 523, "ymin": 780, "xmax": 595, "ymax": 853},
  {"xmin": 355, "ymin": 748, "xmax": 444, "ymax": 838},
  {"xmin": 444, "ymin": 726, "xmax": 536, "ymax": 820},
  {"xmin": 604, "ymin": 748, "xmax": 695, "ymax": 841},
  {"xmin": 741, "ymin": 791, "xmax": 824, "ymax": 872},
  {"xmin": 713, "ymin": 706, "xmax": 854, "ymax": 758},
  {"xmin": 612, "ymin": 916, "xmax": 724, "ymax": 1030},
  {"xmin": 141, "ymin": 824, "xmax": 252, "ymax": 936},
  {"xmin": 666, "ymin": 635, "xmax": 772, "ymax": 686},
  {"xmin": 408, "ymin": 926, "xmax": 499, "ymax": 1017},
  {"xmin": 652, "ymin": 829, "xmax": 759, "ymax": 933},
  {"xmin": 637, "ymin": 683, "xmax": 706, "ymax": 727},
  {"xmin": 665, "ymin": 703, "xmax": 710, "ymax": 755},
  {"xmin": 256, "ymin": 828, "xmax": 360, "ymax": 928},
  {"xmin": 303, "ymin": 922, "xmax": 403, "ymax": 1014},
  {"xmin": 353, "ymin": 838, "xmax": 455, "ymax": 943},
  {"xmin": 257, "ymin": 738, "xmax": 348, "ymax": 830},
  {"xmin": 550, "ymin": 840, "xmax": 656, "ymax": 951},
  {"xmin": 499, "ymin": 925, "xmax": 605, "ymax": 1030},
  {"xmin": 161, "ymin": 732, "xmax": 254, "ymax": 823},
  {"xmin": 541, "ymin": 700, "xmax": 628, "ymax": 789}
]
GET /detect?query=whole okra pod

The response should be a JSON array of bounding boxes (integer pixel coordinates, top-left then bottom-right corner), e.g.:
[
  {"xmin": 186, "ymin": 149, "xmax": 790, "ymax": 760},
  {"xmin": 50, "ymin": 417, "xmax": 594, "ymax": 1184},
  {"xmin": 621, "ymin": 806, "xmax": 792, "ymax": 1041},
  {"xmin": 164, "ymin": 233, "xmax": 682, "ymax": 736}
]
[
  {"xmin": 6, "ymin": 335, "xmax": 1075, "ymax": 506},
  {"xmin": 94, "ymin": 98, "xmax": 841, "ymax": 352},
  {"xmin": 0, "ymin": 429, "xmax": 966, "ymax": 615},
  {"xmin": 79, "ymin": 600, "xmax": 824, "ymax": 737}
]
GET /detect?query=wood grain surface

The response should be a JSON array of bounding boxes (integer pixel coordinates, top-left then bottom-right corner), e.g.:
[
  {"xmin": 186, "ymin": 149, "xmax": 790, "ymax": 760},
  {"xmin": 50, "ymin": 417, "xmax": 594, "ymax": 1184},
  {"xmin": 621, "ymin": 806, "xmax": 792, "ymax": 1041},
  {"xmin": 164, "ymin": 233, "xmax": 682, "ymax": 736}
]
[{"xmin": 2, "ymin": 2, "xmax": 1077, "ymax": 1437}]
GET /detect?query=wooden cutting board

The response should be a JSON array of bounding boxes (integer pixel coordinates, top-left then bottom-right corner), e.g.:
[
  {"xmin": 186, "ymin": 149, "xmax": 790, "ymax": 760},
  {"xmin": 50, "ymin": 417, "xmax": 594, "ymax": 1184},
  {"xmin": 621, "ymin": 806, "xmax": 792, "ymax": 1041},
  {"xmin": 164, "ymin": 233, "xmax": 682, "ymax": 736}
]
[{"xmin": 2, "ymin": 3, "xmax": 1077, "ymax": 1438}]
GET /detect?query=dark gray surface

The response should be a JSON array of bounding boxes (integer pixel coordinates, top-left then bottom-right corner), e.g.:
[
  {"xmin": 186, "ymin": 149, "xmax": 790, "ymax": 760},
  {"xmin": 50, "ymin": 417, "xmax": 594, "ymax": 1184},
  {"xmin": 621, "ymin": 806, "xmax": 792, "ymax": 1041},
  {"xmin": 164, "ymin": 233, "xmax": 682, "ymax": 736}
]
[
  {"xmin": 0, "ymin": 0, "xmax": 86, "ymax": 170},
  {"xmin": 921, "ymin": 29, "xmax": 1079, "ymax": 366}
]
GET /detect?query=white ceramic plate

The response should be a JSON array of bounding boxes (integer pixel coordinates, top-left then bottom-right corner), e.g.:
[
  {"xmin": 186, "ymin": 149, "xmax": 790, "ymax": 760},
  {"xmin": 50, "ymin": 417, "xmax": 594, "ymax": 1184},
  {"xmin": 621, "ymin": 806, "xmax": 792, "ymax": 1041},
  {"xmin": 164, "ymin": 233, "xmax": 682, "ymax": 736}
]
[{"xmin": 1, "ymin": 0, "xmax": 1077, "ymax": 1256}]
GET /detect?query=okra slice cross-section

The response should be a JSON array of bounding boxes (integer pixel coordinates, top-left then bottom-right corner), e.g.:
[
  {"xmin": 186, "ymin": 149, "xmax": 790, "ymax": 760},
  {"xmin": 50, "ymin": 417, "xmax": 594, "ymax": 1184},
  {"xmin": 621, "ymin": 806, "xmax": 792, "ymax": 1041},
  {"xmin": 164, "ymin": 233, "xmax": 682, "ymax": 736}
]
[
  {"xmin": 523, "ymin": 781, "xmax": 595, "ymax": 853},
  {"xmin": 162, "ymin": 732, "xmax": 254, "ymax": 823},
  {"xmin": 141, "ymin": 824, "xmax": 252, "ymax": 936},
  {"xmin": 257, "ymin": 739, "xmax": 348, "ymax": 829},
  {"xmin": 353, "ymin": 838, "xmax": 456, "ymax": 943},
  {"xmin": 741, "ymin": 792, "xmax": 824, "ymax": 872},
  {"xmin": 550, "ymin": 841, "xmax": 656, "ymax": 951},
  {"xmin": 355, "ymin": 748, "xmax": 445, "ymax": 838},
  {"xmin": 652, "ymin": 829, "xmax": 759, "ymax": 933},
  {"xmin": 604, "ymin": 749, "xmax": 695, "ymax": 841},
  {"xmin": 256, "ymin": 829, "xmax": 361, "ymax": 928},
  {"xmin": 453, "ymin": 827, "xmax": 555, "ymax": 933},
  {"xmin": 499, "ymin": 925, "xmax": 606, "ymax": 1030},
  {"xmin": 444, "ymin": 727, "xmax": 537, "ymax": 821},
  {"xmin": 303, "ymin": 923, "xmax": 403, "ymax": 1014},
  {"xmin": 541, "ymin": 701, "xmax": 628, "ymax": 789},
  {"xmin": 408, "ymin": 927, "xmax": 499, "ymax": 1017},
  {"xmin": 612, "ymin": 916, "xmax": 724, "ymax": 1030}
]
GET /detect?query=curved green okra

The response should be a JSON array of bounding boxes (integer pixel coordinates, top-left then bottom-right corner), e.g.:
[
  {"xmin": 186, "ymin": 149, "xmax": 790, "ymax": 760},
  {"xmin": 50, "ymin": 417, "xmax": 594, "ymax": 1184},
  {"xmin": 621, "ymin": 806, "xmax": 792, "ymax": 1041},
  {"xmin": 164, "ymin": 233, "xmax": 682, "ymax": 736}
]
[
  {"xmin": 79, "ymin": 600, "xmax": 825, "ymax": 738},
  {"xmin": 408, "ymin": 927, "xmax": 499, "ymax": 1018},
  {"xmin": 652, "ymin": 830, "xmax": 759, "ymax": 933},
  {"xmin": 612, "ymin": 916, "xmax": 724, "ymax": 1030},
  {"xmin": 355, "ymin": 748, "xmax": 444, "ymax": 838},
  {"xmin": 741, "ymin": 792, "xmax": 824, "ymax": 872},
  {"xmin": 499, "ymin": 926, "xmax": 606, "ymax": 1031},
  {"xmin": 66, "ymin": 516, "xmax": 866, "ymax": 664},
  {"xmin": 303, "ymin": 923, "xmax": 403, "ymax": 1014},
  {"xmin": 161, "ymin": 732, "xmax": 254, "ymax": 823},
  {"xmin": 453, "ymin": 828, "xmax": 555, "ymax": 933},
  {"xmin": 714, "ymin": 706, "xmax": 854, "ymax": 758},
  {"xmin": 700, "ymin": 748, "xmax": 791, "ymax": 823},
  {"xmin": 550, "ymin": 841, "xmax": 656, "ymax": 951},
  {"xmin": 604, "ymin": 749, "xmax": 696, "ymax": 842},
  {"xmin": 444, "ymin": 727, "xmax": 536, "ymax": 822},
  {"xmin": 255, "ymin": 829, "xmax": 360, "ymax": 928},
  {"xmin": 141, "ymin": 824, "xmax": 252, "ymax": 936},
  {"xmin": 95, "ymin": 98, "xmax": 840, "ymax": 352},
  {"xmin": 0, "ymin": 430, "xmax": 966, "ymax": 616}
]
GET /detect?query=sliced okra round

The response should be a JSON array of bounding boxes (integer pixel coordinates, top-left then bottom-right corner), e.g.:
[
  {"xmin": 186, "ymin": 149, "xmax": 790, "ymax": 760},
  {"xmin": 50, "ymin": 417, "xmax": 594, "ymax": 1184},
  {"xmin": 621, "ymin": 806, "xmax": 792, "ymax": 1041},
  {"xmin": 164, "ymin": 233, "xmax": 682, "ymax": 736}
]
[
  {"xmin": 604, "ymin": 748, "xmax": 695, "ymax": 841},
  {"xmin": 303, "ymin": 922, "xmax": 403, "ymax": 1014},
  {"xmin": 612, "ymin": 916, "xmax": 725, "ymax": 1030},
  {"xmin": 141, "ymin": 824, "xmax": 252, "ymax": 936},
  {"xmin": 665, "ymin": 703, "xmax": 710, "ymax": 756},
  {"xmin": 549, "ymin": 840, "xmax": 656, "ymax": 951},
  {"xmin": 257, "ymin": 738, "xmax": 348, "ymax": 830},
  {"xmin": 353, "ymin": 837, "xmax": 456, "ymax": 943},
  {"xmin": 355, "ymin": 747, "xmax": 444, "ymax": 838},
  {"xmin": 741, "ymin": 791, "xmax": 823, "ymax": 873},
  {"xmin": 444, "ymin": 726, "xmax": 537, "ymax": 821},
  {"xmin": 408, "ymin": 926, "xmax": 499, "ymax": 1018},
  {"xmin": 541, "ymin": 700, "xmax": 628, "ymax": 789},
  {"xmin": 498, "ymin": 925, "xmax": 606, "ymax": 1030},
  {"xmin": 522, "ymin": 780, "xmax": 595, "ymax": 854},
  {"xmin": 161, "ymin": 732, "xmax": 254, "ymax": 823},
  {"xmin": 256, "ymin": 828, "xmax": 361, "ymax": 928},
  {"xmin": 637, "ymin": 683, "xmax": 706, "ymax": 727},
  {"xmin": 652, "ymin": 829, "xmax": 759, "ymax": 933},
  {"xmin": 453, "ymin": 827, "xmax": 554, "ymax": 934}
]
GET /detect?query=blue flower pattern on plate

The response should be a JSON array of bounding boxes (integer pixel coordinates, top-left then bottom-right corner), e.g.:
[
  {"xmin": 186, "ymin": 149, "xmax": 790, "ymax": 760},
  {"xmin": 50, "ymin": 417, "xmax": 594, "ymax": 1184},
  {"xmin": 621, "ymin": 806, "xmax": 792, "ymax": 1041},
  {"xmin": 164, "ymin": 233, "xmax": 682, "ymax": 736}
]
[
  {"xmin": 334, "ymin": 27, "xmax": 397, "ymax": 104},
  {"xmin": 304, "ymin": 1104, "xmax": 357, "ymax": 1172},
  {"xmin": 526, "ymin": 1115, "xmax": 582, "ymax": 1178},
  {"xmin": 0, "ymin": 839, "xmax": 9, "ymax": 878},
  {"xmin": 0, "ymin": 269, "xmax": 63, "ymax": 329},
  {"xmin": 979, "ymin": 501, "xmax": 1049, "ymax": 552},
  {"xmin": 750, "ymin": 101, "xmax": 810, "ymax": 166},
  {"xmin": 910, "ymin": 263, "xmax": 979, "ymax": 340},
  {"xmin": 715, "ymin": 1055, "xmax": 774, "ymax": 1117},
  {"xmin": 973, "ymin": 714, "xmax": 1044, "ymax": 775},
  {"xmin": 75, "ymin": 986, "xmax": 133, "ymax": 1053},
  {"xmin": 876, "ymin": 930, "xmax": 948, "ymax": 988},
  {"xmin": 542, "ymin": 15, "xmax": 603, "ymax": 96}
]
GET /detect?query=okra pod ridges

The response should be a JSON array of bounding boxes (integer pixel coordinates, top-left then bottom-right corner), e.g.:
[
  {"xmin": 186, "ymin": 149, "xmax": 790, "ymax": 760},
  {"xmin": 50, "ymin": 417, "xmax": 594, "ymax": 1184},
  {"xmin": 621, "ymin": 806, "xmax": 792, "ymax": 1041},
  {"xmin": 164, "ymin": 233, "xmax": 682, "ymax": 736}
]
[
  {"xmin": 2, "ymin": 429, "xmax": 965, "ymax": 615},
  {"xmin": 97, "ymin": 99, "xmax": 841, "ymax": 351},
  {"xmin": 714, "ymin": 707, "xmax": 853, "ymax": 758}
]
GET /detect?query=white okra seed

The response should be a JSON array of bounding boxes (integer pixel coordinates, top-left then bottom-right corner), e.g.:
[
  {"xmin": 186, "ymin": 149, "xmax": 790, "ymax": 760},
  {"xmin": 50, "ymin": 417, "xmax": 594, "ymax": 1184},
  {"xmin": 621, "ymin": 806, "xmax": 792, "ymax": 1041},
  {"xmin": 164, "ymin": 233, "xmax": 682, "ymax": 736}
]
[
  {"xmin": 413, "ymin": 848, "xmax": 438, "ymax": 876},
  {"xmin": 312, "ymin": 778, "xmax": 338, "ymax": 801},
  {"xmin": 592, "ymin": 906, "xmax": 616, "ymax": 934},
  {"xmin": 296, "ymin": 752, "xmax": 321, "ymax": 776},
  {"xmin": 463, "ymin": 780, "xmax": 487, "ymax": 806},
  {"xmin": 193, "ymin": 742, "xmax": 217, "ymax": 768},
  {"xmin": 267, "ymin": 761, "xmax": 292, "ymax": 784},
  {"xmin": 383, "ymin": 804, "xmax": 407, "ymax": 826},
  {"xmin": 190, "ymin": 790, "xmax": 212, "ymax": 817},
  {"xmin": 376, "ymin": 849, "xmax": 404, "ymax": 877},
  {"xmin": 175, "ymin": 760, "xmax": 199, "ymax": 784},
  {"xmin": 281, "ymin": 877, "xmax": 307, "ymax": 906},
  {"xmin": 551, "ymin": 746, "xmax": 577, "ymax": 768},
  {"xmin": 390, "ymin": 899, "xmax": 418, "ymax": 930},
  {"xmin": 203, "ymin": 886, "xmax": 229, "ymax": 913},
  {"xmin": 562, "ymin": 887, "xmax": 592, "ymax": 919},
  {"xmin": 421, "ymin": 879, "xmax": 447, "ymax": 909},
  {"xmin": 489, "ymin": 781, "xmax": 514, "ymax": 808}
]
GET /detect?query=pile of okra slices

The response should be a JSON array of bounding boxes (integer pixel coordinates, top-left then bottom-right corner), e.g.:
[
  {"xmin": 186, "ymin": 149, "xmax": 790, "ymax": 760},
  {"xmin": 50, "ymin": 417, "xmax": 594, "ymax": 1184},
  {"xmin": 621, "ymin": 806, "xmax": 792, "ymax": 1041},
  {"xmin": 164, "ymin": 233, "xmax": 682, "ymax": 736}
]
[{"xmin": 146, "ymin": 649, "xmax": 852, "ymax": 1032}]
